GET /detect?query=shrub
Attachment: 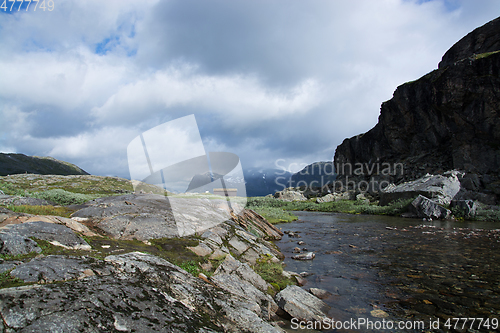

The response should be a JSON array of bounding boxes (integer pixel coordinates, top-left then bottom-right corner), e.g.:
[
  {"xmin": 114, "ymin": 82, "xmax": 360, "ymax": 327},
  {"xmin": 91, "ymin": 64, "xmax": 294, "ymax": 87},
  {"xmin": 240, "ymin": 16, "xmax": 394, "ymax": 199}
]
[{"xmin": 29, "ymin": 189, "xmax": 96, "ymax": 206}]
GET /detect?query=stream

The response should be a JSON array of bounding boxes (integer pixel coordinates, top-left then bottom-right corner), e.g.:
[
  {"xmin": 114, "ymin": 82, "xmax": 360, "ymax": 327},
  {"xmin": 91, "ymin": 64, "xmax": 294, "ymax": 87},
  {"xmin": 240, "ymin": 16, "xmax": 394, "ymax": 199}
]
[{"xmin": 274, "ymin": 211, "xmax": 500, "ymax": 332}]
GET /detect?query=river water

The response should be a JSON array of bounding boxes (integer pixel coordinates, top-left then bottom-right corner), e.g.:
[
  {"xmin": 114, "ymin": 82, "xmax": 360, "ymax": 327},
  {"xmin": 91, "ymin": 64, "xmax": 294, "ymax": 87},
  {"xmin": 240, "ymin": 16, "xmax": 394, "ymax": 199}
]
[{"xmin": 274, "ymin": 212, "xmax": 500, "ymax": 332}]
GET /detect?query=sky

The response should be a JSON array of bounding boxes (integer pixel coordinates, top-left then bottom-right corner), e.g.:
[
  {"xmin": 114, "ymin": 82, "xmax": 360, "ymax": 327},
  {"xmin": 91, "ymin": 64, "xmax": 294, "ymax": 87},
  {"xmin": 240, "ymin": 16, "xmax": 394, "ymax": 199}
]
[{"xmin": 1, "ymin": 0, "xmax": 499, "ymax": 178}]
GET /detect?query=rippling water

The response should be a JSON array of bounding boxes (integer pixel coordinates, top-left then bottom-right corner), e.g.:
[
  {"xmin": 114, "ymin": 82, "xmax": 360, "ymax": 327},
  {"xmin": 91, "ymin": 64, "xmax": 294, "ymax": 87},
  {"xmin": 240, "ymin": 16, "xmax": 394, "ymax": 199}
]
[{"xmin": 274, "ymin": 212, "xmax": 500, "ymax": 332}]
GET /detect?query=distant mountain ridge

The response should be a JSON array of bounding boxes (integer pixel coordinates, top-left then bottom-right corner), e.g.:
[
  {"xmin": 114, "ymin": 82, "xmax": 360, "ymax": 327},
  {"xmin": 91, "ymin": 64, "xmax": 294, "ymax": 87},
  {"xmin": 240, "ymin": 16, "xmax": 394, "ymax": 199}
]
[{"xmin": 0, "ymin": 153, "xmax": 89, "ymax": 176}]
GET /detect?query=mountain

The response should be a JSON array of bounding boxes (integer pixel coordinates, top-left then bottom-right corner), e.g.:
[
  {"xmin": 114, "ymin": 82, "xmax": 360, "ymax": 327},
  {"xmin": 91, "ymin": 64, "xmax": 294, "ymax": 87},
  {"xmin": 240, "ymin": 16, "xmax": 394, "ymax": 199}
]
[
  {"xmin": 243, "ymin": 168, "xmax": 292, "ymax": 197},
  {"xmin": 0, "ymin": 153, "xmax": 89, "ymax": 176},
  {"xmin": 290, "ymin": 161, "xmax": 336, "ymax": 190},
  {"xmin": 333, "ymin": 16, "xmax": 500, "ymax": 199}
]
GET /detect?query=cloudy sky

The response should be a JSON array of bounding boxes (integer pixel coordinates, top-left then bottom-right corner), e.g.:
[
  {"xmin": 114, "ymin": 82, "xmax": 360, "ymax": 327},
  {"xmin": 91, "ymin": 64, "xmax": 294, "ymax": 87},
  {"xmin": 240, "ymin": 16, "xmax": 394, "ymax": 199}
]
[{"xmin": 1, "ymin": 0, "xmax": 499, "ymax": 178}]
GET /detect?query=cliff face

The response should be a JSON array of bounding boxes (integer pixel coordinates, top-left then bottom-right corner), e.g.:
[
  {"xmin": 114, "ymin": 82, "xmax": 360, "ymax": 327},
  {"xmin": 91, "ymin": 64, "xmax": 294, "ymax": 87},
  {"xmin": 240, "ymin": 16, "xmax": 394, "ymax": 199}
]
[{"xmin": 334, "ymin": 17, "xmax": 500, "ymax": 193}]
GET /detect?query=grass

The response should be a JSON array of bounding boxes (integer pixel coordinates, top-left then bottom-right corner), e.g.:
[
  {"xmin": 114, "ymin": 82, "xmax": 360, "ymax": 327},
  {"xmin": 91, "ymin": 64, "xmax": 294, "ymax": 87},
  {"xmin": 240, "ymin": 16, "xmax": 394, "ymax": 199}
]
[
  {"xmin": 246, "ymin": 196, "xmax": 415, "ymax": 222},
  {"xmin": 5, "ymin": 205, "xmax": 75, "ymax": 217},
  {"xmin": 0, "ymin": 269, "xmax": 26, "ymax": 289},
  {"xmin": 253, "ymin": 255, "xmax": 295, "ymax": 294},
  {"xmin": 252, "ymin": 207, "xmax": 298, "ymax": 224},
  {"xmin": 474, "ymin": 50, "xmax": 500, "ymax": 60}
]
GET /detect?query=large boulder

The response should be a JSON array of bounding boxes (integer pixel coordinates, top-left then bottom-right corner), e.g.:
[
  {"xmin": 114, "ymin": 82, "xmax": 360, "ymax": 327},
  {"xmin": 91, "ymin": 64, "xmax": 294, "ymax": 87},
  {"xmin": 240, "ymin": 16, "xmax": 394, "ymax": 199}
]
[
  {"xmin": 273, "ymin": 189, "xmax": 307, "ymax": 202},
  {"xmin": 380, "ymin": 171, "xmax": 462, "ymax": 206},
  {"xmin": 408, "ymin": 195, "xmax": 452, "ymax": 220},
  {"xmin": 275, "ymin": 285, "xmax": 330, "ymax": 323}
]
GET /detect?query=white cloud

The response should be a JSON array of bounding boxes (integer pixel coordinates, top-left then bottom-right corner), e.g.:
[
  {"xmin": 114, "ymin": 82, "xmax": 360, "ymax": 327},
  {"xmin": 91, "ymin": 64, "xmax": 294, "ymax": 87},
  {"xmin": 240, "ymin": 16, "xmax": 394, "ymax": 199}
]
[{"xmin": 1, "ymin": 0, "xmax": 499, "ymax": 177}]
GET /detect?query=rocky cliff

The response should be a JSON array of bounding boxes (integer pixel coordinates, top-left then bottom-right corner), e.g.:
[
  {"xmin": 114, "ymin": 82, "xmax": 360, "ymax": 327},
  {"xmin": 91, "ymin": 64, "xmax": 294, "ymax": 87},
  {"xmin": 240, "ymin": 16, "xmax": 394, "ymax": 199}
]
[
  {"xmin": 0, "ymin": 153, "xmax": 89, "ymax": 176},
  {"xmin": 334, "ymin": 16, "xmax": 500, "ymax": 201}
]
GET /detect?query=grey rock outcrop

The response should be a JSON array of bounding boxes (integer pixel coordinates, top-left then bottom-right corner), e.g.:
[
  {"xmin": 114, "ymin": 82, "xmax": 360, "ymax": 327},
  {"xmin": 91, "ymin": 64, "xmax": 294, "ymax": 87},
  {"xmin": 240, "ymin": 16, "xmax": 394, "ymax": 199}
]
[
  {"xmin": 0, "ymin": 252, "xmax": 284, "ymax": 332},
  {"xmin": 380, "ymin": 171, "xmax": 462, "ymax": 206},
  {"xmin": 10, "ymin": 255, "xmax": 95, "ymax": 283},
  {"xmin": 0, "ymin": 221, "xmax": 90, "ymax": 253},
  {"xmin": 408, "ymin": 195, "xmax": 452, "ymax": 220},
  {"xmin": 275, "ymin": 285, "xmax": 330, "ymax": 323}
]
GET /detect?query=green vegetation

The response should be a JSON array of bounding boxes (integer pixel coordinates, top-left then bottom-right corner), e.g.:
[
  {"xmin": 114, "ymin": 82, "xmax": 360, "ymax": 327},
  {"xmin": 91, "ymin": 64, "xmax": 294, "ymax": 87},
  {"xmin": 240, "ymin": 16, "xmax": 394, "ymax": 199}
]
[
  {"xmin": 5, "ymin": 205, "xmax": 75, "ymax": 217},
  {"xmin": 0, "ymin": 269, "xmax": 25, "ymax": 289},
  {"xmin": 253, "ymin": 255, "xmax": 295, "ymax": 294},
  {"xmin": 246, "ymin": 196, "xmax": 414, "ymax": 223},
  {"xmin": 252, "ymin": 207, "xmax": 298, "ymax": 224},
  {"xmin": 30, "ymin": 189, "xmax": 97, "ymax": 206},
  {"xmin": 474, "ymin": 50, "xmax": 500, "ymax": 60}
]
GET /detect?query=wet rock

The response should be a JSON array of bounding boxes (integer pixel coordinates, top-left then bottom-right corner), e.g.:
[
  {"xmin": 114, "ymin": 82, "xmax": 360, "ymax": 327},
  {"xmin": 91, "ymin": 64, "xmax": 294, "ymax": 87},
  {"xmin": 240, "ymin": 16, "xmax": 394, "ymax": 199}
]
[
  {"xmin": 370, "ymin": 309, "xmax": 389, "ymax": 318},
  {"xmin": 297, "ymin": 241, "xmax": 305, "ymax": 245},
  {"xmin": 0, "ymin": 221, "xmax": 91, "ymax": 251},
  {"xmin": 309, "ymin": 288, "xmax": 332, "ymax": 299},
  {"xmin": 293, "ymin": 247, "xmax": 301, "ymax": 253},
  {"xmin": 292, "ymin": 252, "xmax": 315, "ymax": 260},
  {"xmin": 275, "ymin": 285, "xmax": 330, "ymax": 323},
  {"xmin": 409, "ymin": 195, "xmax": 452, "ymax": 219}
]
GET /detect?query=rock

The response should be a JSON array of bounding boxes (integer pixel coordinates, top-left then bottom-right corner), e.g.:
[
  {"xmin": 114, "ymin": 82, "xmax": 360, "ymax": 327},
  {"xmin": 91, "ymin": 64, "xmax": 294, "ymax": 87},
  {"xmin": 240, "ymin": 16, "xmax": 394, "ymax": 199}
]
[
  {"xmin": 333, "ymin": 16, "xmax": 500, "ymax": 205},
  {"xmin": 0, "ymin": 252, "xmax": 284, "ymax": 332},
  {"xmin": 187, "ymin": 242, "xmax": 213, "ymax": 257},
  {"xmin": 380, "ymin": 171, "xmax": 462, "ymax": 206},
  {"xmin": 273, "ymin": 189, "xmax": 307, "ymax": 202},
  {"xmin": 438, "ymin": 16, "xmax": 500, "ymax": 69},
  {"xmin": 370, "ymin": 309, "xmax": 389, "ymax": 318},
  {"xmin": 292, "ymin": 252, "xmax": 315, "ymax": 260},
  {"xmin": 356, "ymin": 193, "xmax": 370, "ymax": 204},
  {"xmin": 275, "ymin": 285, "xmax": 330, "ymax": 323},
  {"xmin": 316, "ymin": 193, "xmax": 337, "ymax": 203},
  {"xmin": 0, "ymin": 221, "xmax": 91, "ymax": 251},
  {"xmin": 211, "ymin": 255, "xmax": 278, "ymax": 320},
  {"xmin": 0, "ymin": 231, "xmax": 41, "ymax": 256},
  {"xmin": 294, "ymin": 276, "xmax": 307, "ymax": 286},
  {"xmin": 450, "ymin": 199, "xmax": 477, "ymax": 218},
  {"xmin": 309, "ymin": 288, "xmax": 332, "ymax": 299},
  {"xmin": 293, "ymin": 247, "xmax": 301, "ymax": 253},
  {"xmin": 409, "ymin": 195, "xmax": 452, "ymax": 220},
  {"xmin": 10, "ymin": 255, "xmax": 95, "ymax": 283},
  {"xmin": 297, "ymin": 241, "xmax": 305, "ymax": 245}
]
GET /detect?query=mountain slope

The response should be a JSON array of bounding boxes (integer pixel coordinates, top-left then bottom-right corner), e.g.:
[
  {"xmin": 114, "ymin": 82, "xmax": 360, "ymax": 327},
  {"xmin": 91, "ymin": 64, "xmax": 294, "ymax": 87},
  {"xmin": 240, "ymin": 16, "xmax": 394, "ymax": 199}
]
[{"xmin": 0, "ymin": 153, "xmax": 89, "ymax": 176}]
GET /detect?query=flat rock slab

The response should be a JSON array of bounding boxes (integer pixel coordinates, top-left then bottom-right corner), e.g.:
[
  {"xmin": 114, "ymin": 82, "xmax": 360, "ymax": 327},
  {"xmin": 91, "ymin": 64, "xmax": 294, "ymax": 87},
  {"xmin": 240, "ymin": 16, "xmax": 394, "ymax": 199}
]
[
  {"xmin": 10, "ymin": 255, "xmax": 95, "ymax": 283},
  {"xmin": 275, "ymin": 285, "xmax": 330, "ymax": 323},
  {"xmin": 72, "ymin": 194, "xmax": 234, "ymax": 240},
  {"xmin": 0, "ymin": 221, "xmax": 90, "ymax": 254}
]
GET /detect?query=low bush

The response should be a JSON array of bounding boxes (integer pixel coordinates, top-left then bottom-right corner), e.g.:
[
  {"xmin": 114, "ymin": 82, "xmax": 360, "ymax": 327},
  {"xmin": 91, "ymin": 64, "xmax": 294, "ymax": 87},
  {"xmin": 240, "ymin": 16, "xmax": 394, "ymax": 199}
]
[{"xmin": 29, "ymin": 189, "xmax": 96, "ymax": 206}]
